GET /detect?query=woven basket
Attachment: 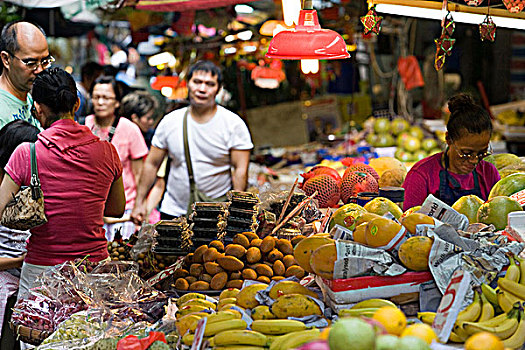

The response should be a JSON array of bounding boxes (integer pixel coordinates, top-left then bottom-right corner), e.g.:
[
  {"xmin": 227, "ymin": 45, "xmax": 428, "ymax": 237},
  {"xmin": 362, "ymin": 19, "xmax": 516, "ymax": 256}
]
[{"xmin": 9, "ymin": 321, "xmax": 51, "ymax": 345}]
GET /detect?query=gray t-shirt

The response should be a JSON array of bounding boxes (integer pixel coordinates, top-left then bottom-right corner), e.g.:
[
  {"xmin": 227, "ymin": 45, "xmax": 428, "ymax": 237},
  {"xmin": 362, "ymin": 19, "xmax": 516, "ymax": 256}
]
[
  {"xmin": 0, "ymin": 89, "xmax": 41, "ymax": 130},
  {"xmin": 0, "ymin": 225, "xmax": 29, "ymax": 277}
]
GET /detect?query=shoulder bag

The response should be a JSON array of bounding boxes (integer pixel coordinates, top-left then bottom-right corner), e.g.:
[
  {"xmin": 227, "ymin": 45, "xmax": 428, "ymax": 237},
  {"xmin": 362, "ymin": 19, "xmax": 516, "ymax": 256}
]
[
  {"xmin": 1, "ymin": 143, "xmax": 47, "ymax": 230},
  {"xmin": 183, "ymin": 109, "xmax": 228, "ymax": 215}
]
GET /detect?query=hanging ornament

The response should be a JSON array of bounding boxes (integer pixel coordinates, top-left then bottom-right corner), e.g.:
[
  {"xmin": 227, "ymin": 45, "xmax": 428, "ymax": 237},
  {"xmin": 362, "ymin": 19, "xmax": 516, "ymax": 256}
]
[
  {"xmin": 435, "ymin": 37, "xmax": 456, "ymax": 56},
  {"xmin": 479, "ymin": 1, "xmax": 496, "ymax": 42},
  {"xmin": 360, "ymin": 5, "xmax": 383, "ymax": 35},
  {"xmin": 464, "ymin": 0, "xmax": 484, "ymax": 6},
  {"xmin": 440, "ymin": 13, "xmax": 455, "ymax": 38},
  {"xmin": 502, "ymin": 0, "xmax": 525, "ymax": 13},
  {"xmin": 434, "ymin": 53, "xmax": 447, "ymax": 71}
]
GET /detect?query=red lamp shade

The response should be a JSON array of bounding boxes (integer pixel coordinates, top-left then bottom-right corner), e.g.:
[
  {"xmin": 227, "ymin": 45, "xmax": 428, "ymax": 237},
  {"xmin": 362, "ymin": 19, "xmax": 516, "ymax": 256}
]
[
  {"xmin": 151, "ymin": 76, "xmax": 179, "ymax": 90},
  {"xmin": 266, "ymin": 9, "xmax": 350, "ymax": 60}
]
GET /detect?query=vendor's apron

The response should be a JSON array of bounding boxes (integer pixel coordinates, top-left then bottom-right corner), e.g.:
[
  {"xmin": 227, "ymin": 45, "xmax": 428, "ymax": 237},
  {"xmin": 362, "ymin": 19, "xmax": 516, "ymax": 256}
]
[{"xmin": 438, "ymin": 150, "xmax": 483, "ymax": 206}]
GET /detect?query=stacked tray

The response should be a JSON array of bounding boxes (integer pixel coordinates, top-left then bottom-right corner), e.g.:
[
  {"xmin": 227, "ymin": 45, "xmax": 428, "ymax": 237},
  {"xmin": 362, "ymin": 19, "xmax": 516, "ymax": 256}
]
[
  {"xmin": 225, "ymin": 191, "xmax": 259, "ymax": 240},
  {"xmin": 153, "ymin": 218, "xmax": 193, "ymax": 255},
  {"xmin": 189, "ymin": 202, "xmax": 229, "ymax": 248}
]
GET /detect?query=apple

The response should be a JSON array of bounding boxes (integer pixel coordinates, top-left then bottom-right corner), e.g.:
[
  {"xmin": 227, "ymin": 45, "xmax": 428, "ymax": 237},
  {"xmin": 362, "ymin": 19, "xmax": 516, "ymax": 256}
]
[
  {"xmin": 421, "ymin": 138, "xmax": 438, "ymax": 152},
  {"xmin": 374, "ymin": 118, "xmax": 391, "ymax": 134},
  {"xmin": 402, "ymin": 136, "xmax": 421, "ymax": 153},
  {"xmin": 391, "ymin": 119, "xmax": 409, "ymax": 135},
  {"xmin": 408, "ymin": 126, "xmax": 424, "ymax": 140}
]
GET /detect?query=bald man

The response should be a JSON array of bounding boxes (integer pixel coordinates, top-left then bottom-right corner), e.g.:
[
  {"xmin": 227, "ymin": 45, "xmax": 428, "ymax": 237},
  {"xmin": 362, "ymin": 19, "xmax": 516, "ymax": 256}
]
[{"xmin": 0, "ymin": 21, "xmax": 52, "ymax": 130}]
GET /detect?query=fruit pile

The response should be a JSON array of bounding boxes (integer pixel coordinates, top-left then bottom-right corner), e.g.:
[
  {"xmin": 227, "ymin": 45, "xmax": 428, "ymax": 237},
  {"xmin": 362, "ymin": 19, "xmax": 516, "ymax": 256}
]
[
  {"xmin": 176, "ymin": 279, "xmax": 325, "ymax": 349},
  {"xmin": 107, "ymin": 240, "xmax": 131, "ymax": 262},
  {"xmin": 415, "ymin": 255, "xmax": 525, "ymax": 349},
  {"xmin": 171, "ymin": 233, "xmax": 306, "ymax": 291}
]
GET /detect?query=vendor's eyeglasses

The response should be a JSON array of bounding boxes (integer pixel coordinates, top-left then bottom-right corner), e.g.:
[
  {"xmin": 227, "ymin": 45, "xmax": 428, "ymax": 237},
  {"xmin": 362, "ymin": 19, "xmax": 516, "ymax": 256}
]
[
  {"xmin": 453, "ymin": 143, "xmax": 493, "ymax": 161},
  {"xmin": 5, "ymin": 51, "xmax": 55, "ymax": 71}
]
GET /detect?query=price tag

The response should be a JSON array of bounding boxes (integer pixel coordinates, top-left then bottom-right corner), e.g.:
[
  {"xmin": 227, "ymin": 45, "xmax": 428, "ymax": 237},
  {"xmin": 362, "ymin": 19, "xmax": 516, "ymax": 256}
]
[
  {"xmin": 432, "ymin": 268, "xmax": 472, "ymax": 343},
  {"xmin": 191, "ymin": 317, "xmax": 207, "ymax": 350},
  {"xmin": 510, "ymin": 189, "xmax": 525, "ymax": 207},
  {"xmin": 147, "ymin": 256, "xmax": 184, "ymax": 287}
]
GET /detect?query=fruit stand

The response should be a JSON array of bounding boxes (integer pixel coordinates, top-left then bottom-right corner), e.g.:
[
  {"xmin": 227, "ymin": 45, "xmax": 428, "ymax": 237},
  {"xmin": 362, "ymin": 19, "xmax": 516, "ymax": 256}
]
[{"xmin": 8, "ymin": 147, "xmax": 525, "ymax": 350}]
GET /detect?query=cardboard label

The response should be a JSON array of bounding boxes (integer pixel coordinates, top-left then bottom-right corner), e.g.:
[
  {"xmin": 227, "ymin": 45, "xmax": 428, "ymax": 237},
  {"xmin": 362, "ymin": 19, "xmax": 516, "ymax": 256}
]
[
  {"xmin": 191, "ymin": 317, "xmax": 207, "ymax": 350},
  {"xmin": 510, "ymin": 189, "xmax": 525, "ymax": 207},
  {"xmin": 147, "ymin": 256, "xmax": 184, "ymax": 287},
  {"xmin": 432, "ymin": 269, "xmax": 472, "ymax": 343}
]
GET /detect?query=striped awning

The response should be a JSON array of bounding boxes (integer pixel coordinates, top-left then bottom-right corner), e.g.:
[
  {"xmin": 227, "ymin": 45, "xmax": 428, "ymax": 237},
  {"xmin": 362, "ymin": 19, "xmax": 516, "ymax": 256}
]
[{"xmin": 135, "ymin": 0, "xmax": 261, "ymax": 11}]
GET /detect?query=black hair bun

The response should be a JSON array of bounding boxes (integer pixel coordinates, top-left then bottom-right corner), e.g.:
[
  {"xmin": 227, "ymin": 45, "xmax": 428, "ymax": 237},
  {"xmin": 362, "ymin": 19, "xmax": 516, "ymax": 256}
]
[{"xmin": 448, "ymin": 93, "xmax": 475, "ymax": 115}]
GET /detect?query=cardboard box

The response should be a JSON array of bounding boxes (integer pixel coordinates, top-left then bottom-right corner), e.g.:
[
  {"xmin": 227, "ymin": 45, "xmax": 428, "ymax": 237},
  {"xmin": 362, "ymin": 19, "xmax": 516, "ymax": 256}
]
[{"xmin": 316, "ymin": 271, "xmax": 433, "ymax": 304}]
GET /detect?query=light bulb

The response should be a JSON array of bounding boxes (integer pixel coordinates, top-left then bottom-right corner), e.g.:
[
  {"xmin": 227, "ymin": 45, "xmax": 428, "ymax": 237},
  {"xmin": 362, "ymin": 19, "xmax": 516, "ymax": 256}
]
[
  {"xmin": 237, "ymin": 30, "xmax": 253, "ymax": 41},
  {"xmin": 301, "ymin": 59, "xmax": 319, "ymax": 74},
  {"xmin": 282, "ymin": 0, "xmax": 301, "ymax": 26},
  {"xmin": 161, "ymin": 86, "xmax": 173, "ymax": 97},
  {"xmin": 148, "ymin": 52, "xmax": 175, "ymax": 67}
]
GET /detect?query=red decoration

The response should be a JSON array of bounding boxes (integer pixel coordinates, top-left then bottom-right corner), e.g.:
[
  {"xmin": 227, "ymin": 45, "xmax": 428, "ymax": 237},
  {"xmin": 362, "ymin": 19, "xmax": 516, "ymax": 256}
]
[
  {"xmin": 464, "ymin": 0, "xmax": 484, "ymax": 5},
  {"xmin": 502, "ymin": 0, "xmax": 525, "ymax": 13},
  {"xmin": 360, "ymin": 6, "xmax": 383, "ymax": 35},
  {"xmin": 479, "ymin": 15, "xmax": 496, "ymax": 41}
]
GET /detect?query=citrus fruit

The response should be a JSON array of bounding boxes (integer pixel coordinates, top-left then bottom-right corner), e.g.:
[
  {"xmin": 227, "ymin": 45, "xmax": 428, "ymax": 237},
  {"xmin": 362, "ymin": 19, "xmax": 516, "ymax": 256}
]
[
  {"xmin": 328, "ymin": 203, "xmax": 366, "ymax": 231},
  {"xmin": 452, "ymin": 195, "xmax": 484, "ymax": 224},
  {"xmin": 464, "ymin": 332, "xmax": 504, "ymax": 350},
  {"xmin": 364, "ymin": 197, "xmax": 403, "ymax": 219},
  {"xmin": 398, "ymin": 236, "xmax": 433, "ymax": 271},
  {"xmin": 477, "ymin": 196, "xmax": 523, "ymax": 230},
  {"xmin": 400, "ymin": 323, "xmax": 437, "ymax": 345},
  {"xmin": 372, "ymin": 307, "xmax": 407, "ymax": 336}
]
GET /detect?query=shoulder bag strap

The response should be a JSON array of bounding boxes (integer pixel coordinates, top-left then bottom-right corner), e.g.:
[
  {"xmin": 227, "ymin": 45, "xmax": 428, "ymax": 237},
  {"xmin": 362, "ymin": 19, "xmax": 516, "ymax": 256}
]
[
  {"xmin": 183, "ymin": 108, "xmax": 196, "ymax": 190},
  {"xmin": 107, "ymin": 116, "xmax": 120, "ymax": 143},
  {"xmin": 30, "ymin": 143, "xmax": 42, "ymax": 200}
]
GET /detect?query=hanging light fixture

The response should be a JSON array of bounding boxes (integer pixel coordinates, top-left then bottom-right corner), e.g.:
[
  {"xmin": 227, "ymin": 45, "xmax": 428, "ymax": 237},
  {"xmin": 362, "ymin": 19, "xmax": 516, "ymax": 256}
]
[{"xmin": 266, "ymin": 0, "xmax": 350, "ymax": 60}]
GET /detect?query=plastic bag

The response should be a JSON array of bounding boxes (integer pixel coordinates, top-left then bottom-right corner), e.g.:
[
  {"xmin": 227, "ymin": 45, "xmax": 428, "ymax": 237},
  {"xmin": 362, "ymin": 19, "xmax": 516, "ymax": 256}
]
[{"xmin": 397, "ymin": 56, "xmax": 425, "ymax": 91}]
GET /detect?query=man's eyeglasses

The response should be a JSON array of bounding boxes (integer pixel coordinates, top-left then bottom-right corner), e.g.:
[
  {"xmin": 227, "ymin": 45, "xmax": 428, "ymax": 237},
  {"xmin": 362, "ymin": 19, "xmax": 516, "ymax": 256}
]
[
  {"xmin": 5, "ymin": 51, "xmax": 55, "ymax": 71},
  {"xmin": 453, "ymin": 143, "xmax": 493, "ymax": 161}
]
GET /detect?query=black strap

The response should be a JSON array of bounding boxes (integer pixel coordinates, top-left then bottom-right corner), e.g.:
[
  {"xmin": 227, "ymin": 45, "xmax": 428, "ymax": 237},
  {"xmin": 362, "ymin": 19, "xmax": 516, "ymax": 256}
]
[
  {"xmin": 29, "ymin": 143, "xmax": 42, "ymax": 200},
  {"xmin": 183, "ymin": 108, "xmax": 196, "ymax": 191},
  {"xmin": 106, "ymin": 116, "xmax": 120, "ymax": 143}
]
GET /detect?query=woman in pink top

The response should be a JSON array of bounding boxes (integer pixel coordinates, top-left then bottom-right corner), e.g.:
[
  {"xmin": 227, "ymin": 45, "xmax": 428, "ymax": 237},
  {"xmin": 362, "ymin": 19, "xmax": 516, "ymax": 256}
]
[
  {"xmin": 0, "ymin": 68, "xmax": 125, "ymax": 298},
  {"xmin": 402, "ymin": 93, "xmax": 500, "ymax": 210},
  {"xmin": 85, "ymin": 76, "xmax": 148, "ymax": 240}
]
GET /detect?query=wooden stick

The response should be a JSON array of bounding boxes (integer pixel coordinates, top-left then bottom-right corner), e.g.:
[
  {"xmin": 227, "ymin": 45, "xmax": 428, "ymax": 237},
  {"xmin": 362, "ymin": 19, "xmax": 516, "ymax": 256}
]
[
  {"xmin": 277, "ymin": 178, "xmax": 299, "ymax": 224},
  {"xmin": 271, "ymin": 191, "xmax": 317, "ymax": 236}
]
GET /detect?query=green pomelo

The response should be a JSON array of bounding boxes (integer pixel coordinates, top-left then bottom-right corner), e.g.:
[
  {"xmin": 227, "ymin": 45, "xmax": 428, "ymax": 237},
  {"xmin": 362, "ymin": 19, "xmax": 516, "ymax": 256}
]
[
  {"xmin": 492, "ymin": 153, "xmax": 521, "ymax": 170},
  {"xmin": 421, "ymin": 138, "xmax": 438, "ymax": 152},
  {"xmin": 374, "ymin": 118, "xmax": 391, "ymax": 134},
  {"xmin": 364, "ymin": 197, "xmax": 403, "ymax": 219},
  {"xmin": 376, "ymin": 335, "xmax": 400, "ymax": 350},
  {"xmin": 488, "ymin": 173, "xmax": 525, "ymax": 199},
  {"xmin": 329, "ymin": 203, "xmax": 367, "ymax": 231},
  {"xmin": 391, "ymin": 119, "xmax": 409, "ymax": 136},
  {"xmin": 398, "ymin": 336, "xmax": 430, "ymax": 350},
  {"xmin": 328, "ymin": 317, "xmax": 375, "ymax": 350},
  {"xmin": 477, "ymin": 196, "xmax": 523, "ymax": 230},
  {"xmin": 452, "ymin": 195, "xmax": 484, "ymax": 224}
]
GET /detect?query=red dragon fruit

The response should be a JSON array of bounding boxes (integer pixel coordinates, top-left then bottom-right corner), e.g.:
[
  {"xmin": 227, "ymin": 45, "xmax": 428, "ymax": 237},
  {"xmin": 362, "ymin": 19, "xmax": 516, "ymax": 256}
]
[
  {"xmin": 340, "ymin": 171, "xmax": 379, "ymax": 203},
  {"xmin": 302, "ymin": 174, "xmax": 341, "ymax": 208},
  {"xmin": 343, "ymin": 163, "xmax": 379, "ymax": 183},
  {"xmin": 300, "ymin": 166, "xmax": 341, "ymax": 190}
]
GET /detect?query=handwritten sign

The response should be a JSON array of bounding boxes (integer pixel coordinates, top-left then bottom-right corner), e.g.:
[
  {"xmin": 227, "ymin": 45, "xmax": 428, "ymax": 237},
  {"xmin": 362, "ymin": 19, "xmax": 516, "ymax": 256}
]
[{"xmin": 147, "ymin": 256, "xmax": 184, "ymax": 287}]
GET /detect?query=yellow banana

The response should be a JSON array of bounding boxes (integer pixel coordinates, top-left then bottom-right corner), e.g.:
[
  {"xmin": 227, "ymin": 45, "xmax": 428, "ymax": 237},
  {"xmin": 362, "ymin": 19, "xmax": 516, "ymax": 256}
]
[
  {"xmin": 269, "ymin": 329, "xmax": 320, "ymax": 350},
  {"xmin": 176, "ymin": 304, "xmax": 213, "ymax": 318},
  {"xmin": 448, "ymin": 331, "xmax": 466, "ymax": 343},
  {"xmin": 213, "ymin": 347, "xmax": 265, "ymax": 350},
  {"xmin": 339, "ymin": 307, "xmax": 380, "ymax": 318},
  {"xmin": 497, "ymin": 290, "xmax": 523, "ymax": 314},
  {"xmin": 177, "ymin": 292, "xmax": 206, "ymax": 306},
  {"xmin": 498, "ymin": 277, "xmax": 525, "ymax": 301},
  {"xmin": 505, "ymin": 256, "xmax": 521, "ymax": 282},
  {"xmin": 481, "ymin": 283, "xmax": 499, "ymax": 308},
  {"xmin": 212, "ymin": 330, "xmax": 268, "ymax": 347},
  {"xmin": 351, "ymin": 298, "xmax": 397, "ymax": 309},
  {"xmin": 176, "ymin": 313, "xmax": 203, "ymax": 335},
  {"xmin": 502, "ymin": 308, "xmax": 525, "ymax": 349},
  {"xmin": 462, "ymin": 312, "xmax": 510, "ymax": 328},
  {"xmin": 417, "ymin": 312, "xmax": 436, "ymax": 325},
  {"xmin": 218, "ymin": 297, "xmax": 237, "ymax": 308},
  {"xmin": 188, "ymin": 310, "xmax": 241, "ymax": 333},
  {"xmin": 204, "ymin": 319, "xmax": 247, "ymax": 337},
  {"xmin": 516, "ymin": 256, "xmax": 525, "ymax": 285},
  {"xmin": 182, "ymin": 333, "xmax": 209, "ymax": 346},
  {"xmin": 250, "ymin": 319, "xmax": 307, "ymax": 335},
  {"xmin": 456, "ymin": 291, "xmax": 482, "ymax": 323},
  {"xmin": 180, "ymin": 298, "xmax": 217, "ymax": 310},
  {"xmin": 452, "ymin": 323, "xmax": 469, "ymax": 342},
  {"xmin": 462, "ymin": 314, "xmax": 519, "ymax": 338},
  {"xmin": 478, "ymin": 291, "xmax": 495, "ymax": 322},
  {"xmin": 277, "ymin": 329, "xmax": 320, "ymax": 350}
]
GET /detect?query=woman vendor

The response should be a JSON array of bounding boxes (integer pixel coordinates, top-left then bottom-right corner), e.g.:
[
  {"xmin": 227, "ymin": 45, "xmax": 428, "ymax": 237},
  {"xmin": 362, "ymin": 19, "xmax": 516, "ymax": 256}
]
[{"xmin": 402, "ymin": 93, "xmax": 500, "ymax": 210}]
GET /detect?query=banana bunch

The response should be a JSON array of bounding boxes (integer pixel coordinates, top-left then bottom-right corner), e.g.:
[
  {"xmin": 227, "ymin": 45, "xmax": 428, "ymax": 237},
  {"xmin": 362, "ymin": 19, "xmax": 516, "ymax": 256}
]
[
  {"xmin": 338, "ymin": 298, "xmax": 397, "ymax": 318},
  {"xmin": 179, "ymin": 310, "xmax": 246, "ymax": 346}
]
